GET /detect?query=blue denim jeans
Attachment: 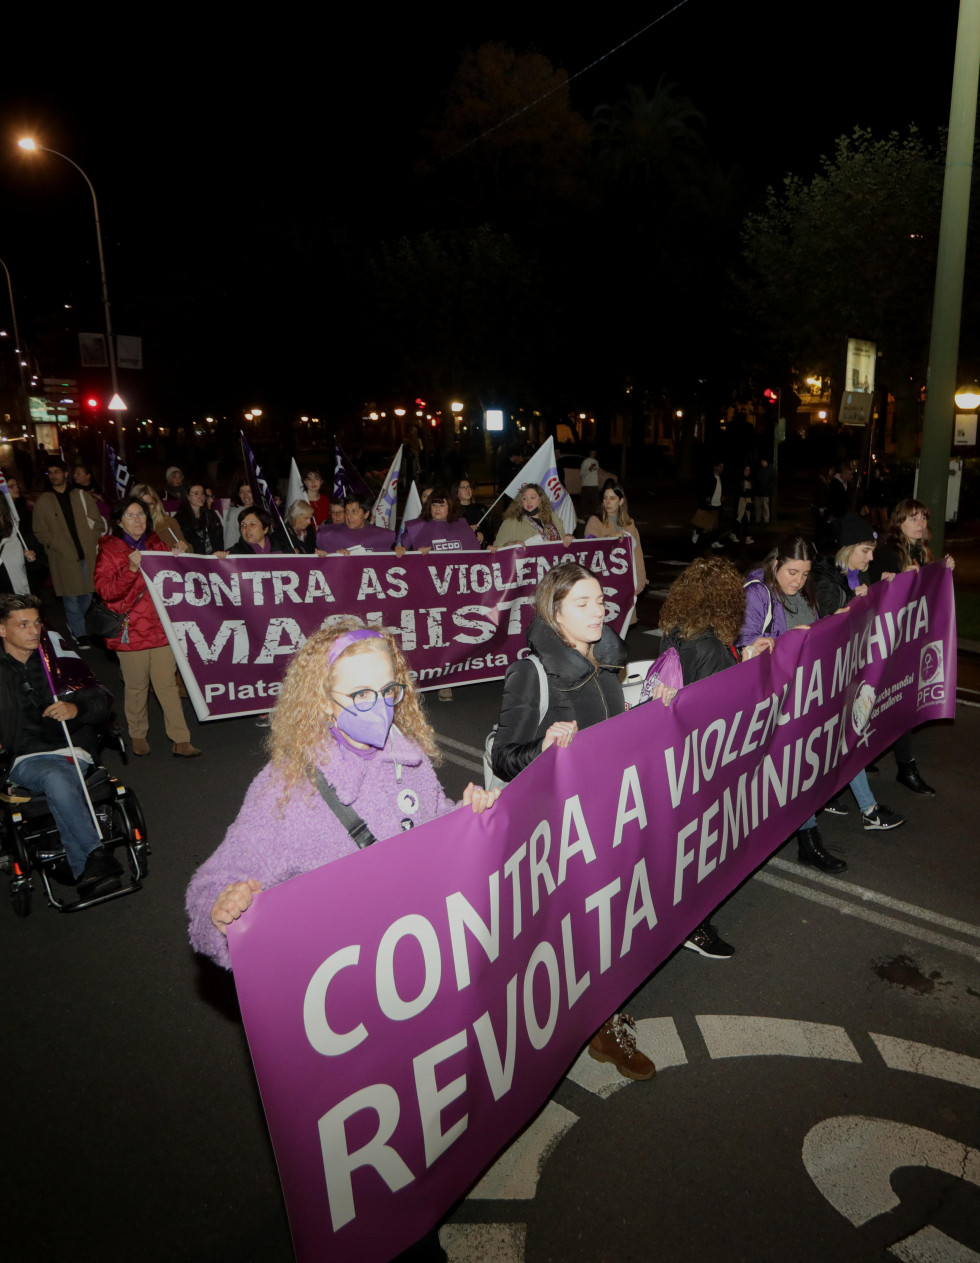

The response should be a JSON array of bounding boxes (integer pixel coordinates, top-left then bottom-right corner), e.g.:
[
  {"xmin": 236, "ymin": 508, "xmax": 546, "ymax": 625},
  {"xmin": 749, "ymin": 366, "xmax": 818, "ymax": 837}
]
[
  {"xmin": 12, "ymin": 755, "xmax": 102, "ymax": 877},
  {"xmin": 802, "ymin": 769, "xmax": 876, "ymax": 830},
  {"xmin": 62, "ymin": 560, "xmax": 93, "ymax": 639}
]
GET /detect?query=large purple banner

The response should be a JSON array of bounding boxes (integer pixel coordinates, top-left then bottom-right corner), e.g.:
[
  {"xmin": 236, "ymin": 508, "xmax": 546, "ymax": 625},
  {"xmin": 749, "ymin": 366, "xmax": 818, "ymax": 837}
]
[
  {"xmin": 226, "ymin": 566, "xmax": 956, "ymax": 1261},
  {"xmin": 140, "ymin": 541, "xmax": 635, "ymax": 719}
]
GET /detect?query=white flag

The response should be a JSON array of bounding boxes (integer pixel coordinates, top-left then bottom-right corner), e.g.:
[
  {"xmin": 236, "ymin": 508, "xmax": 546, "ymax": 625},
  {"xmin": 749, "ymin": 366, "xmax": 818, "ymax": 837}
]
[
  {"xmin": 371, "ymin": 445, "xmax": 403, "ymax": 529},
  {"xmin": 286, "ymin": 459, "xmax": 304, "ymax": 514},
  {"xmin": 502, "ymin": 437, "xmax": 576, "ymax": 534},
  {"xmin": 398, "ymin": 480, "xmax": 422, "ymax": 540},
  {"xmin": 0, "ymin": 470, "xmax": 20, "ymax": 526}
]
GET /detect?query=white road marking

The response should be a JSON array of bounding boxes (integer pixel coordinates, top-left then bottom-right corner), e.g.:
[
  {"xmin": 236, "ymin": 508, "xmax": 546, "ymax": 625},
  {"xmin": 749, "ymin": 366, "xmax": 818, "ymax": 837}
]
[
  {"xmin": 803, "ymin": 1115, "xmax": 980, "ymax": 1228},
  {"xmin": 439, "ymin": 749, "xmax": 485, "ymax": 775},
  {"xmin": 697, "ymin": 1015, "xmax": 861, "ymax": 1062},
  {"xmin": 755, "ymin": 872, "xmax": 980, "ymax": 963},
  {"xmin": 468, "ymin": 1101, "xmax": 579, "ymax": 1200},
  {"xmin": 566, "ymin": 1017, "xmax": 688, "ymax": 1097},
  {"xmin": 766, "ymin": 857, "xmax": 980, "ymax": 940},
  {"xmin": 435, "ymin": 733, "xmax": 485, "ymax": 761},
  {"xmin": 451, "ymin": 1020, "xmax": 980, "ymax": 1262},
  {"xmin": 441, "ymin": 1224, "xmax": 527, "ymax": 1262},
  {"xmin": 870, "ymin": 1033, "xmax": 980, "ymax": 1091},
  {"xmin": 890, "ymin": 1224, "xmax": 980, "ymax": 1262}
]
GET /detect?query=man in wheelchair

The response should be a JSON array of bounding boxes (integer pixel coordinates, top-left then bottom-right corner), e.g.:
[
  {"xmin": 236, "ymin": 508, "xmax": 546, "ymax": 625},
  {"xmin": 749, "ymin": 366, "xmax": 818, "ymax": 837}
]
[{"xmin": 0, "ymin": 594, "xmax": 123, "ymax": 899}]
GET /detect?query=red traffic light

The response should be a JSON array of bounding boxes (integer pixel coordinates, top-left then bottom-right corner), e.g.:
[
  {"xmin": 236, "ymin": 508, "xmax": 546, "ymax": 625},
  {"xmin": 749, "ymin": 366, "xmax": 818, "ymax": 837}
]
[
  {"xmin": 85, "ymin": 397, "xmax": 99, "ymax": 409},
  {"xmin": 763, "ymin": 388, "xmax": 778, "ymax": 402}
]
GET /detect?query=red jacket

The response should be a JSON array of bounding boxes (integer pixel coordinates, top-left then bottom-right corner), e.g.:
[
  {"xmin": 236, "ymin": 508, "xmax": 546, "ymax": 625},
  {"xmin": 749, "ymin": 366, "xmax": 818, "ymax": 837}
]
[{"xmin": 94, "ymin": 533, "xmax": 170, "ymax": 652}]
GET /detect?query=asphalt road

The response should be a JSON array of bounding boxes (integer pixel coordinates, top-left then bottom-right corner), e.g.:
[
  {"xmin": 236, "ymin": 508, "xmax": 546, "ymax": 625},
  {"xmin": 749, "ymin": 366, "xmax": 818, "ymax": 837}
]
[{"xmin": 2, "ymin": 522, "xmax": 979, "ymax": 1263}]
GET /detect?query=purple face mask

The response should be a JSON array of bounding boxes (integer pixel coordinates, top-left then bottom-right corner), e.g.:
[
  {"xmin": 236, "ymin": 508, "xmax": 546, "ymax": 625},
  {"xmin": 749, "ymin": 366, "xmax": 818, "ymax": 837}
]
[{"xmin": 332, "ymin": 693, "xmax": 396, "ymax": 749}]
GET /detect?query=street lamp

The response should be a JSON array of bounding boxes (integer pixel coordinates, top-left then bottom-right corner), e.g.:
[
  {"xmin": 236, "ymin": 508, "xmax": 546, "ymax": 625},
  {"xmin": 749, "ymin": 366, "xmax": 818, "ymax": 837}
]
[{"xmin": 17, "ymin": 136, "xmax": 128, "ymax": 457}]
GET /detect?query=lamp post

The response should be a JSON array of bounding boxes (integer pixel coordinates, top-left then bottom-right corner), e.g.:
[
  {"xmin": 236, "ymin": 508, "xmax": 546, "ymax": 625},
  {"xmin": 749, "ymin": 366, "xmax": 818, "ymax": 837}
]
[
  {"xmin": 918, "ymin": 0, "xmax": 980, "ymax": 555},
  {"xmin": 17, "ymin": 137, "xmax": 127, "ymax": 458},
  {"xmin": 0, "ymin": 257, "xmax": 30, "ymax": 429}
]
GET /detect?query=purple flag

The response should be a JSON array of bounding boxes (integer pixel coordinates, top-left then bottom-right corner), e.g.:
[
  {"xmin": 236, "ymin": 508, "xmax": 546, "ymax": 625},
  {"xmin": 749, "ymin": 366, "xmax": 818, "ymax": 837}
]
[
  {"xmin": 38, "ymin": 627, "xmax": 112, "ymax": 705},
  {"xmin": 139, "ymin": 540, "xmax": 637, "ymax": 719},
  {"xmin": 103, "ymin": 441, "xmax": 133, "ymax": 504},
  {"xmin": 333, "ymin": 443, "xmax": 373, "ymax": 503},
  {"xmin": 227, "ymin": 565, "xmax": 955, "ymax": 1261},
  {"xmin": 240, "ymin": 431, "xmax": 289, "ymax": 541}
]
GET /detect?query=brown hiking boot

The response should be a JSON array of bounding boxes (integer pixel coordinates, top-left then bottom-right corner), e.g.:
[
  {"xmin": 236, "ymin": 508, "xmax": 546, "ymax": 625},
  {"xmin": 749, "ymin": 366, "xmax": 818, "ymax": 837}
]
[
  {"xmin": 132, "ymin": 737, "xmax": 151, "ymax": 756},
  {"xmin": 588, "ymin": 1013, "xmax": 655, "ymax": 1080},
  {"xmin": 172, "ymin": 742, "xmax": 202, "ymax": 758}
]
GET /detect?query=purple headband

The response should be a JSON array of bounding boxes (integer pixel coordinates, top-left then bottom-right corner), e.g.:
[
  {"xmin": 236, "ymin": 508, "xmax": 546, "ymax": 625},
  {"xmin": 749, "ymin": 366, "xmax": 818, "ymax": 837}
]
[{"xmin": 327, "ymin": 627, "xmax": 385, "ymax": 667}]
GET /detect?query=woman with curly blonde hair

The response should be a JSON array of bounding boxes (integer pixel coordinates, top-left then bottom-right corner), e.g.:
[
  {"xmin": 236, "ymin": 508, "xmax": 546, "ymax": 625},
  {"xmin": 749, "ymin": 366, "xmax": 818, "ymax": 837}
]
[
  {"xmin": 659, "ymin": 555, "xmax": 774, "ymax": 960},
  {"xmin": 185, "ymin": 618, "xmax": 498, "ymax": 968},
  {"xmin": 494, "ymin": 483, "xmax": 573, "ymax": 549}
]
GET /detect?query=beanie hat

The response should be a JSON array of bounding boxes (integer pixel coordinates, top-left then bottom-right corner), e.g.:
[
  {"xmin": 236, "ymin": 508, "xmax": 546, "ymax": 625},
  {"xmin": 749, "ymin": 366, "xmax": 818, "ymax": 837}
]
[{"xmin": 838, "ymin": 513, "xmax": 877, "ymax": 548}]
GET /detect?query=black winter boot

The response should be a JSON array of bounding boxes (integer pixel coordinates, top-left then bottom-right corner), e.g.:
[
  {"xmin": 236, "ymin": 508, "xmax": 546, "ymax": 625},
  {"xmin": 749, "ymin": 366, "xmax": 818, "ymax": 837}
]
[
  {"xmin": 796, "ymin": 826, "xmax": 848, "ymax": 874},
  {"xmin": 896, "ymin": 761, "xmax": 936, "ymax": 797}
]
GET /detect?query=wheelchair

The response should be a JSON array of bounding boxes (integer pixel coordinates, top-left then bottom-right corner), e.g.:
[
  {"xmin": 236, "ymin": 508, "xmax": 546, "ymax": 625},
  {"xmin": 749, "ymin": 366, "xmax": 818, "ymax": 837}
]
[{"xmin": 0, "ymin": 757, "xmax": 150, "ymax": 917}]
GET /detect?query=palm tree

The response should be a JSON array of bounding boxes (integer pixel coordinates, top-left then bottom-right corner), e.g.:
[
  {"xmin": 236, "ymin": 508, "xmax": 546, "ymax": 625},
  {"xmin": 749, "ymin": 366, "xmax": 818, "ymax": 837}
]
[{"xmin": 593, "ymin": 77, "xmax": 706, "ymax": 199}]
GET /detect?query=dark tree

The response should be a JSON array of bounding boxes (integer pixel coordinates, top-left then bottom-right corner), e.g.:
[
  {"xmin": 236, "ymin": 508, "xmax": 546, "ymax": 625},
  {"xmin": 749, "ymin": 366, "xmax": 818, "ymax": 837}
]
[{"xmin": 738, "ymin": 127, "xmax": 947, "ymax": 455}]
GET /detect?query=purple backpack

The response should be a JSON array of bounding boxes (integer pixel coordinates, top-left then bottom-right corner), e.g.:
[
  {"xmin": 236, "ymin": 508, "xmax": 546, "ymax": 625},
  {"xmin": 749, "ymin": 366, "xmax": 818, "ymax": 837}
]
[{"xmin": 639, "ymin": 646, "xmax": 684, "ymax": 703}]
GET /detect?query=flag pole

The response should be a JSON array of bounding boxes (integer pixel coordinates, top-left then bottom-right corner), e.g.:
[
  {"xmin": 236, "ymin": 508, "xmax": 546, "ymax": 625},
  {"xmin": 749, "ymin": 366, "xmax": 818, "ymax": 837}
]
[{"xmin": 36, "ymin": 644, "xmax": 104, "ymax": 840}]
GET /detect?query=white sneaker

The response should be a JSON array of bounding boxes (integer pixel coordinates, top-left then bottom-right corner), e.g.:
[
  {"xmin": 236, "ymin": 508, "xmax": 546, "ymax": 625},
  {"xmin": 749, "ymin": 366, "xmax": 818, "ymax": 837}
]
[
  {"xmin": 711, "ymin": 540, "xmax": 725, "ymax": 550},
  {"xmin": 745, "ymin": 536, "xmax": 755, "ymax": 545}
]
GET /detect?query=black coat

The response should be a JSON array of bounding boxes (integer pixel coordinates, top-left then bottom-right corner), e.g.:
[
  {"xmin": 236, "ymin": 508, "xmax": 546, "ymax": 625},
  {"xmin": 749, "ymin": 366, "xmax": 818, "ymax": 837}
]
[
  {"xmin": 813, "ymin": 555, "xmax": 854, "ymax": 618},
  {"xmin": 175, "ymin": 507, "xmax": 224, "ymax": 555},
  {"xmin": 0, "ymin": 644, "xmax": 111, "ymax": 764},
  {"xmin": 491, "ymin": 617, "xmax": 628, "ymax": 783},
  {"xmin": 662, "ymin": 627, "xmax": 739, "ymax": 685}
]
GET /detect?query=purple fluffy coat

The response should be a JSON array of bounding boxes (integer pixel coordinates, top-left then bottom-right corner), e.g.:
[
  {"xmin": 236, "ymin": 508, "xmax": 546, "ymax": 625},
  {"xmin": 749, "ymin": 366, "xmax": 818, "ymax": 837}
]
[{"xmin": 185, "ymin": 727, "xmax": 457, "ymax": 968}]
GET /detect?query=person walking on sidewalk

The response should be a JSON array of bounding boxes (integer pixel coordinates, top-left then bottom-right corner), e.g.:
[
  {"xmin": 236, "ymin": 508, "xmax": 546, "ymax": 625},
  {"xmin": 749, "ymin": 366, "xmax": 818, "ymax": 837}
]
[{"xmin": 31, "ymin": 459, "xmax": 104, "ymax": 649}]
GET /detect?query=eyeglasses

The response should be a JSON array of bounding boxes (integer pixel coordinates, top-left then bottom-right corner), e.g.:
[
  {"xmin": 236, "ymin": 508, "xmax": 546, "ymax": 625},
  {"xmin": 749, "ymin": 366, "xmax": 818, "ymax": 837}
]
[{"xmin": 332, "ymin": 682, "xmax": 406, "ymax": 711}]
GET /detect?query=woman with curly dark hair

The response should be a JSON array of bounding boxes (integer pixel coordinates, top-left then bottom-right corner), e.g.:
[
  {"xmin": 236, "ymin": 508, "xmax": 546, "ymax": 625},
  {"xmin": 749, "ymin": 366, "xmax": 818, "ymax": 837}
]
[{"xmin": 659, "ymin": 555, "xmax": 773, "ymax": 958}]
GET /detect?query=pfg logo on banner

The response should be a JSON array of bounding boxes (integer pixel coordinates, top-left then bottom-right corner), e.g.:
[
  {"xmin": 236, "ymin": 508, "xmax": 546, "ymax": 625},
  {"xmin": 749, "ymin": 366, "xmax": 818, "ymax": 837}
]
[{"xmin": 917, "ymin": 641, "xmax": 945, "ymax": 708}]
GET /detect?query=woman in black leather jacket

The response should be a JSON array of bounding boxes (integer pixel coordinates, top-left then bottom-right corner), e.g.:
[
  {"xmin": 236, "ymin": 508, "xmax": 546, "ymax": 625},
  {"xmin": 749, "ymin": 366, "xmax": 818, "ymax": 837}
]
[{"xmin": 491, "ymin": 562, "xmax": 655, "ymax": 1082}]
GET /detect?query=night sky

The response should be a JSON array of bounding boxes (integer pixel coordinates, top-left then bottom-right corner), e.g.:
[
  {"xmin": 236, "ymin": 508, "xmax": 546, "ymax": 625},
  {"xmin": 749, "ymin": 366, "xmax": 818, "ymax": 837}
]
[{"xmin": 0, "ymin": 3, "xmax": 963, "ymax": 426}]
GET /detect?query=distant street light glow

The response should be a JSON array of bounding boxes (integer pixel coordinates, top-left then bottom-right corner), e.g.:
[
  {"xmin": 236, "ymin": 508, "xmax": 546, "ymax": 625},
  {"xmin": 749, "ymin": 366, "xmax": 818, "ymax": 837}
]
[{"xmin": 17, "ymin": 138, "xmax": 36, "ymax": 151}]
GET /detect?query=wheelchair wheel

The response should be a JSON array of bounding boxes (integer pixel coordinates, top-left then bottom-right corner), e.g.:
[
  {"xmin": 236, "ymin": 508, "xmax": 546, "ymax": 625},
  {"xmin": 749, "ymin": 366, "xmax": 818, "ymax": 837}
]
[
  {"xmin": 129, "ymin": 842, "xmax": 150, "ymax": 882},
  {"xmin": 112, "ymin": 799, "xmax": 149, "ymax": 880},
  {"xmin": 115, "ymin": 788, "xmax": 148, "ymax": 844}
]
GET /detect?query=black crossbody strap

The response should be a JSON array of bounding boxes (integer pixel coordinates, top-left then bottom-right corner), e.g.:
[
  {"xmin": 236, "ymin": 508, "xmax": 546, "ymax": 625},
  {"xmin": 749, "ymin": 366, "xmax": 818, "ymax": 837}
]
[{"xmin": 309, "ymin": 767, "xmax": 377, "ymax": 849}]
